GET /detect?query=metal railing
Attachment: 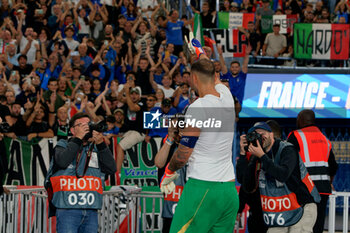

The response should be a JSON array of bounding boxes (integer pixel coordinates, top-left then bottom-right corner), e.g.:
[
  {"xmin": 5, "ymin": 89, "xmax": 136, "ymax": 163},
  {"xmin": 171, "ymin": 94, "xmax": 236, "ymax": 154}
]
[
  {"xmin": 0, "ymin": 186, "xmax": 164, "ymax": 233},
  {"xmin": 2, "ymin": 186, "xmax": 350, "ymax": 233},
  {"xmin": 328, "ymin": 192, "xmax": 350, "ymax": 233},
  {"xmin": 0, "ymin": 187, "xmax": 52, "ymax": 233}
]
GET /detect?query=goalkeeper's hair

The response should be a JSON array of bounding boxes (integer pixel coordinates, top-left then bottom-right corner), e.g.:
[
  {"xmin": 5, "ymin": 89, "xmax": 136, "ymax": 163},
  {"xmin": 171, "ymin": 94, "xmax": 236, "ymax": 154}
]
[{"xmin": 191, "ymin": 59, "xmax": 215, "ymax": 83}]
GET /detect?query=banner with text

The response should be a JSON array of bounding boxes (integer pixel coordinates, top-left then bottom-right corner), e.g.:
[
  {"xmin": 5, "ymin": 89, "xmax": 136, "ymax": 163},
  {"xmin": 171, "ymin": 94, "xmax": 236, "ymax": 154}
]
[
  {"xmin": 241, "ymin": 73, "xmax": 350, "ymax": 118},
  {"xmin": 203, "ymin": 29, "xmax": 248, "ymax": 57},
  {"xmin": 261, "ymin": 14, "xmax": 298, "ymax": 34},
  {"xmin": 294, "ymin": 23, "xmax": 350, "ymax": 60},
  {"xmin": 4, "ymin": 138, "xmax": 55, "ymax": 186},
  {"xmin": 218, "ymin": 12, "xmax": 255, "ymax": 29}
]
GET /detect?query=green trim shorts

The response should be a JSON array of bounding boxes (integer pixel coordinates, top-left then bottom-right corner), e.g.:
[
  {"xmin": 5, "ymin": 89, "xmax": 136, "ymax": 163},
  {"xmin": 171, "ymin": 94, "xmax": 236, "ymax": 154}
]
[{"xmin": 169, "ymin": 178, "xmax": 239, "ymax": 233}]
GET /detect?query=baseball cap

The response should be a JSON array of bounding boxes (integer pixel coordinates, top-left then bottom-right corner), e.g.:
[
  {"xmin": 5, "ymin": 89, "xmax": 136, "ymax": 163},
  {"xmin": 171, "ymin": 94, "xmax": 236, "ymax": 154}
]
[
  {"xmin": 231, "ymin": 2, "xmax": 238, "ymax": 7},
  {"xmin": 161, "ymin": 98, "xmax": 172, "ymax": 107},
  {"xmin": 248, "ymin": 122, "xmax": 272, "ymax": 133},
  {"xmin": 64, "ymin": 25, "xmax": 74, "ymax": 32},
  {"xmin": 113, "ymin": 108, "xmax": 124, "ymax": 115},
  {"xmin": 130, "ymin": 88, "xmax": 140, "ymax": 95},
  {"xmin": 70, "ymin": 51, "xmax": 79, "ymax": 56}
]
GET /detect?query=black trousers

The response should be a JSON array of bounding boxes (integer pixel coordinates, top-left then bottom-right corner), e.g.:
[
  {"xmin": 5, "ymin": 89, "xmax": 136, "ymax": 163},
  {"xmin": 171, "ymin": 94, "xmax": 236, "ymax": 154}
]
[
  {"xmin": 313, "ymin": 194, "xmax": 329, "ymax": 233},
  {"xmin": 162, "ymin": 217, "xmax": 172, "ymax": 233}
]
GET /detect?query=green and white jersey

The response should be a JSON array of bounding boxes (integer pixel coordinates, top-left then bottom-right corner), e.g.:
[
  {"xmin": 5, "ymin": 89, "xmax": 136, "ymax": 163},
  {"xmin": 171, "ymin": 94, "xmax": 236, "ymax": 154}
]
[{"xmin": 185, "ymin": 84, "xmax": 235, "ymax": 182}]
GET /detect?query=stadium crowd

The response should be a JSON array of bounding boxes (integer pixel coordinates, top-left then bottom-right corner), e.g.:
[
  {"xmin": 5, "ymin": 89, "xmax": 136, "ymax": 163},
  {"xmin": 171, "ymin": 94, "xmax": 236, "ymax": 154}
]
[{"xmin": 0, "ymin": 0, "xmax": 347, "ymax": 142}]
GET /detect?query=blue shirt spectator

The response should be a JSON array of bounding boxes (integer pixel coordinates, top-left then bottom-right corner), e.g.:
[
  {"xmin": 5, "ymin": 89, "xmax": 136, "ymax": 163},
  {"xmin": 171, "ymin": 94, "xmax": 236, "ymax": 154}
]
[{"xmin": 148, "ymin": 99, "xmax": 177, "ymax": 138}]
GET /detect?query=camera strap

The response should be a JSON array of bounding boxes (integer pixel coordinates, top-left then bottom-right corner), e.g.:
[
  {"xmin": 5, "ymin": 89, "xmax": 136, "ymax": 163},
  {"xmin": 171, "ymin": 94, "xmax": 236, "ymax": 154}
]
[{"xmin": 75, "ymin": 143, "xmax": 95, "ymax": 178}]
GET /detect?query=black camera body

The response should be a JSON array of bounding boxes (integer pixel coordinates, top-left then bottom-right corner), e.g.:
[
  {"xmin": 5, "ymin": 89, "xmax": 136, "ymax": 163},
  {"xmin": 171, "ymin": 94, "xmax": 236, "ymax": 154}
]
[
  {"xmin": 83, "ymin": 121, "xmax": 108, "ymax": 140},
  {"xmin": 0, "ymin": 122, "xmax": 10, "ymax": 133},
  {"xmin": 244, "ymin": 131, "xmax": 263, "ymax": 152}
]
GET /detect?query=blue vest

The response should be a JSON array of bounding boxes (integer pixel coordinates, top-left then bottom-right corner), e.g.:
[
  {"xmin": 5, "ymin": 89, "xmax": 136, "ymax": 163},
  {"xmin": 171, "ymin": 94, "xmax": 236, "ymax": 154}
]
[
  {"xmin": 48, "ymin": 140, "xmax": 105, "ymax": 210},
  {"xmin": 259, "ymin": 141, "xmax": 320, "ymax": 227}
]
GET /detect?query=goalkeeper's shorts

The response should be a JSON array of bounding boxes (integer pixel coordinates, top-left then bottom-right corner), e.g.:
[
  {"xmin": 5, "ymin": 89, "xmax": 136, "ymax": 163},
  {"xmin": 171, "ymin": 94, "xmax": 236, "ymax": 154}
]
[{"xmin": 170, "ymin": 178, "xmax": 239, "ymax": 233}]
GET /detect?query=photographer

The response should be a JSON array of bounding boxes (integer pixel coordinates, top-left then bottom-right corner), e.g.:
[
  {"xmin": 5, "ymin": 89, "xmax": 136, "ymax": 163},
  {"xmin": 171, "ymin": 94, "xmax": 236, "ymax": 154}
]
[
  {"xmin": 241, "ymin": 122, "xmax": 320, "ymax": 233},
  {"xmin": 47, "ymin": 112, "xmax": 116, "ymax": 233}
]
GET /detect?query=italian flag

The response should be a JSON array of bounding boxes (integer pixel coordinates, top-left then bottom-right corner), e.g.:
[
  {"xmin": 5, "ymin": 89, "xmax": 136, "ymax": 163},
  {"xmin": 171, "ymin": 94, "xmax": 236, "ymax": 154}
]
[
  {"xmin": 218, "ymin": 12, "xmax": 255, "ymax": 29},
  {"xmin": 272, "ymin": 15, "xmax": 298, "ymax": 34},
  {"xmin": 294, "ymin": 23, "xmax": 350, "ymax": 60},
  {"xmin": 193, "ymin": 13, "xmax": 204, "ymax": 45}
]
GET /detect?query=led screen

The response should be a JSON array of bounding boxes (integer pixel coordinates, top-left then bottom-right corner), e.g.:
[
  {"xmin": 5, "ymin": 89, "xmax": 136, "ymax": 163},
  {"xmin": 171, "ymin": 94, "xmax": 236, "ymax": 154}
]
[{"xmin": 241, "ymin": 74, "xmax": 350, "ymax": 118}]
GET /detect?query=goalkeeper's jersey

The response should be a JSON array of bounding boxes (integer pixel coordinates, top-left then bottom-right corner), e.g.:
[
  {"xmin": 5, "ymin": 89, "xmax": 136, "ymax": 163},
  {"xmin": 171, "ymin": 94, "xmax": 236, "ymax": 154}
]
[{"xmin": 185, "ymin": 84, "xmax": 236, "ymax": 182}]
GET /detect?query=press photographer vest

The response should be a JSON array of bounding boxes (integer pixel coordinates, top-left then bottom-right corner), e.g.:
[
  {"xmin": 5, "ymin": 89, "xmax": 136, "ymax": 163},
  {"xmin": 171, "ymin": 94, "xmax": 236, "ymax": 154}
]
[
  {"xmin": 292, "ymin": 126, "xmax": 332, "ymax": 194},
  {"xmin": 47, "ymin": 140, "xmax": 105, "ymax": 210},
  {"xmin": 259, "ymin": 141, "xmax": 320, "ymax": 227}
]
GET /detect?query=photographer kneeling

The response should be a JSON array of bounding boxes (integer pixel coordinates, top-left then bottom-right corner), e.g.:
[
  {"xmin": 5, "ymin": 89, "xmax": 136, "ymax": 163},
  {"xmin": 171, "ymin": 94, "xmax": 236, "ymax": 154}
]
[
  {"xmin": 240, "ymin": 122, "xmax": 320, "ymax": 233},
  {"xmin": 46, "ymin": 113, "xmax": 116, "ymax": 233}
]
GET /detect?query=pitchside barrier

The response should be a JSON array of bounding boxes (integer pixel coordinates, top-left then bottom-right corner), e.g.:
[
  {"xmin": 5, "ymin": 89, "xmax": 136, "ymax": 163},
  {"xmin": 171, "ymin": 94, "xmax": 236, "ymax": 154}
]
[
  {"xmin": 0, "ymin": 185, "xmax": 248, "ymax": 233},
  {"xmin": 2, "ymin": 137, "xmax": 350, "ymax": 232}
]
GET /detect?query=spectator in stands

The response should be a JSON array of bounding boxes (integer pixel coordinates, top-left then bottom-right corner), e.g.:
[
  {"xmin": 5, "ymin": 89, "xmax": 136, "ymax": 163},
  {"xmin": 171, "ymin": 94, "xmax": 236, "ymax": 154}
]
[
  {"xmin": 133, "ymin": 51, "xmax": 153, "ymax": 96},
  {"xmin": 73, "ymin": 1, "xmax": 93, "ymax": 42},
  {"xmin": 48, "ymin": 4, "xmax": 62, "ymax": 34},
  {"xmin": 62, "ymin": 25, "xmax": 80, "ymax": 51},
  {"xmin": 78, "ymin": 43, "xmax": 93, "ymax": 72},
  {"xmin": 13, "ymin": 55, "xmax": 33, "ymax": 81},
  {"xmin": 219, "ymin": 44, "xmax": 250, "ymax": 105},
  {"xmin": 125, "ymin": 2, "xmax": 138, "ymax": 21},
  {"xmin": 146, "ymin": 94, "xmax": 157, "ymax": 111},
  {"xmin": 43, "ymin": 78, "xmax": 65, "ymax": 111},
  {"xmin": 155, "ymin": 88, "xmax": 165, "ymax": 107},
  {"xmin": 49, "ymin": 105, "xmax": 71, "ymax": 141},
  {"xmin": 113, "ymin": 108, "xmax": 126, "ymax": 134},
  {"xmin": 314, "ymin": 1, "xmax": 324, "ymax": 19},
  {"xmin": 192, "ymin": 2, "xmax": 217, "ymax": 28},
  {"xmin": 230, "ymin": 2, "xmax": 240, "ymax": 12},
  {"xmin": 316, "ymin": 8, "xmax": 330, "ymax": 23},
  {"xmin": 131, "ymin": 17, "xmax": 157, "ymax": 57},
  {"xmin": 262, "ymin": 24, "xmax": 287, "ymax": 65},
  {"xmin": 17, "ymin": 25, "xmax": 40, "ymax": 65},
  {"xmin": 116, "ymin": 85, "xmax": 147, "ymax": 173},
  {"xmin": 118, "ymin": 71, "xmax": 142, "ymax": 104},
  {"xmin": 147, "ymin": 98, "xmax": 177, "ymax": 140},
  {"xmin": 7, "ymin": 71, "xmax": 21, "ymax": 95},
  {"xmin": 255, "ymin": 0, "xmax": 274, "ymax": 27},
  {"xmin": 26, "ymin": 101, "xmax": 54, "ymax": 141},
  {"xmin": 5, "ymin": 89, "xmax": 16, "ymax": 105},
  {"xmin": 334, "ymin": 0, "xmax": 350, "ymax": 23},
  {"xmin": 6, "ymin": 101, "xmax": 26, "ymax": 139},
  {"xmin": 303, "ymin": 10, "xmax": 316, "ymax": 23},
  {"xmin": 288, "ymin": 110, "xmax": 338, "ymax": 233},
  {"xmin": 221, "ymin": 0, "xmax": 231, "ymax": 12},
  {"xmin": 160, "ymin": 9, "xmax": 193, "ymax": 56},
  {"xmin": 150, "ymin": 73, "xmax": 174, "ymax": 98},
  {"xmin": 173, "ymin": 83, "xmax": 189, "ymax": 112},
  {"xmin": 16, "ymin": 80, "xmax": 37, "ymax": 107},
  {"xmin": 137, "ymin": 0, "xmax": 157, "ymax": 18},
  {"xmin": 2, "ymin": 44, "xmax": 21, "ymax": 69},
  {"xmin": 238, "ymin": 21, "xmax": 261, "ymax": 60},
  {"xmin": 103, "ymin": 115, "xmax": 120, "ymax": 143}
]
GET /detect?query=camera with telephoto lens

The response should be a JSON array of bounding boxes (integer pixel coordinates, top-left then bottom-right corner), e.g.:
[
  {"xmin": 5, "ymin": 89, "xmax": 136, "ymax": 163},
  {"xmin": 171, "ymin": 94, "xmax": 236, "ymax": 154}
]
[
  {"xmin": 244, "ymin": 131, "xmax": 263, "ymax": 152},
  {"xmin": 83, "ymin": 121, "xmax": 108, "ymax": 140},
  {"xmin": 0, "ymin": 122, "xmax": 10, "ymax": 133}
]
